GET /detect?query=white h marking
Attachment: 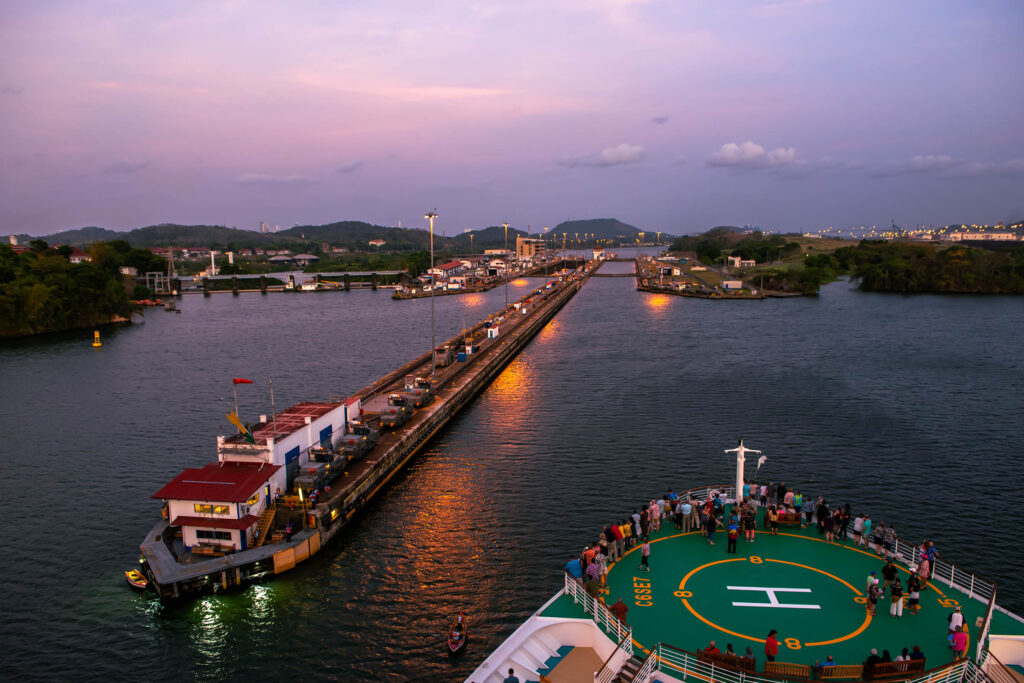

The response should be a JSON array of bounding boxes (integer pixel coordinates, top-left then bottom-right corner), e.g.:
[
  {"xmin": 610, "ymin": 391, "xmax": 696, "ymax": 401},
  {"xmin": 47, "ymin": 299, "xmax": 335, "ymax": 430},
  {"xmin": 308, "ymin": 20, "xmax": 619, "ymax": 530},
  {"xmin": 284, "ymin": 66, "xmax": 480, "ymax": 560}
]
[{"xmin": 727, "ymin": 586, "xmax": 821, "ymax": 609}]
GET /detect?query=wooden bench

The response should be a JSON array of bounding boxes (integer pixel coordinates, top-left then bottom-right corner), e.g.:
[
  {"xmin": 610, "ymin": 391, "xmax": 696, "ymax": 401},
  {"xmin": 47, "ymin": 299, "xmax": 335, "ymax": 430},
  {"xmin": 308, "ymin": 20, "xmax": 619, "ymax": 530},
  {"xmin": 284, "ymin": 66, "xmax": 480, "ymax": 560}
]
[
  {"xmin": 765, "ymin": 661, "xmax": 812, "ymax": 680},
  {"xmin": 867, "ymin": 659, "xmax": 925, "ymax": 680},
  {"xmin": 777, "ymin": 512, "xmax": 803, "ymax": 525},
  {"xmin": 818, "ymin": 664, "xmax": 865, "ymax": 680},
  {"xmin": 697, "ymin": 650, "xmax": 756, "ymax": 673}
]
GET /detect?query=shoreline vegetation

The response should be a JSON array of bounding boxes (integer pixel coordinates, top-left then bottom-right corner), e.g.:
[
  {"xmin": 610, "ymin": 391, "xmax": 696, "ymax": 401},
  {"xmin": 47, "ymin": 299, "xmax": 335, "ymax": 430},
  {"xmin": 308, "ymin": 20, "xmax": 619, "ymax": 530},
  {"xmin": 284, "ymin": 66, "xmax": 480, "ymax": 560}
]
[
  {"xmin": 670, "ymin": 229, "xmax": 1024, "ymax": 295},
  {"xmin": 0, "ymin": 240, "xmax": 164, "ymax": 339}
]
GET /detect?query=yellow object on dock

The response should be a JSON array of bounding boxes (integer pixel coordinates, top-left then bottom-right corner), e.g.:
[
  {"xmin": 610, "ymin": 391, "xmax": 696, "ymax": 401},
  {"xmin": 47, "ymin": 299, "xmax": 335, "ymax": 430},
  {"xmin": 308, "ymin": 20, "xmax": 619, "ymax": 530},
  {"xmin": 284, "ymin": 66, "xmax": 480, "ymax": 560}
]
[{"xmin": 92, "ymin": 330, "xmax": 102, "ymax": 347}]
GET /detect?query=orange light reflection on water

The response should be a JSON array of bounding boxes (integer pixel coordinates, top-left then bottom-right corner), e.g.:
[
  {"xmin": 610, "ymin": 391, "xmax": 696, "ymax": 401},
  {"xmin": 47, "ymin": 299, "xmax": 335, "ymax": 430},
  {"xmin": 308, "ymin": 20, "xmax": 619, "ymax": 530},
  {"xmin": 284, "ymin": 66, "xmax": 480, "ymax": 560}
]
[
  {"xmin": 460, "ymin": 293, "xmax": 484, "ymax": 307},
  {"xmin": 512, "ymin": 278, "xmax": 530, "ymax": 287},
  {"xmin": 644, "ymin": 294, "xmax": 672, "ymax": 318}
]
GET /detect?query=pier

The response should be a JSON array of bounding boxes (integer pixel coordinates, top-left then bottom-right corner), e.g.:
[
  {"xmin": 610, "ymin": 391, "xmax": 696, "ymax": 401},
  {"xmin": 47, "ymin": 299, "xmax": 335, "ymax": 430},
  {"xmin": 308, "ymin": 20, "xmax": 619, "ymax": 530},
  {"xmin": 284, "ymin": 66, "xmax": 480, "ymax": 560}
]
[{"xmin": 140, "ymin": 260, "xmax": 596, "ymax": 599}]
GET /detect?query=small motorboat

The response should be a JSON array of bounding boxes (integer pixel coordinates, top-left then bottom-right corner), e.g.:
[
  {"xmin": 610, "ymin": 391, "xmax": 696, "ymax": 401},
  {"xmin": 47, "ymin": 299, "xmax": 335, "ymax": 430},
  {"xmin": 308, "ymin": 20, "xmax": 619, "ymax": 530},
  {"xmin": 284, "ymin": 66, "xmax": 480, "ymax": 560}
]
[
  {"xmin": 125, "ymin": 569, "xmax": 148, "ymax": 590},
  {"xmin": 447, "ymin": 612, "xmax": 468, "ymax": 656}
]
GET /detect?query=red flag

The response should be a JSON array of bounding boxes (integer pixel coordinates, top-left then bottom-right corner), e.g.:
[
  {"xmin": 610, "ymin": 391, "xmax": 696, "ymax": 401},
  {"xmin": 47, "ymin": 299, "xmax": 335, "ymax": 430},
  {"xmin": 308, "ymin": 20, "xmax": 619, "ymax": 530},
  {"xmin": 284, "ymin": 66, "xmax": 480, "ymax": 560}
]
[{"xmin": 233, "ymin": 378, "xmax": 254, "ymax": 385}]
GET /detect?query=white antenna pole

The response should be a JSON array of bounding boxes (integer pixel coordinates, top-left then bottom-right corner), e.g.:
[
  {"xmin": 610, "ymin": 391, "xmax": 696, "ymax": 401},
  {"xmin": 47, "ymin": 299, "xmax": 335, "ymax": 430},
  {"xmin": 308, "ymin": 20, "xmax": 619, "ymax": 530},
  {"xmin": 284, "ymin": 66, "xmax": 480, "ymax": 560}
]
[{"xmin": 724, "ymin": 438, "xmax": 761, "ymax": 504}]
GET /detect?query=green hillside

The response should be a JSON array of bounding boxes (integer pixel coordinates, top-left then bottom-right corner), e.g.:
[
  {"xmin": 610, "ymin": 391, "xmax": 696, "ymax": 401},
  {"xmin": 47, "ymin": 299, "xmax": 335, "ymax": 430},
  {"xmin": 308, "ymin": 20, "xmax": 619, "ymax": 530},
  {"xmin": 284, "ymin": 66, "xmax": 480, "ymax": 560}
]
[{"xmin": 551, "ymin": 218, "xmax": 651, "ymax": 241}]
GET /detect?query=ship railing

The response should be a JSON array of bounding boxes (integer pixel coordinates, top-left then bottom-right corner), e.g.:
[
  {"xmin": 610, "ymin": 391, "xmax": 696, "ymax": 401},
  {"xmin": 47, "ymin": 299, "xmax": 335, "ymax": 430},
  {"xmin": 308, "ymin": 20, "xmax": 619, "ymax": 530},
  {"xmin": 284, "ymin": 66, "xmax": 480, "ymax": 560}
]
[
  {"xmin": 594, "ymin": 632, "xmax": 634, "ymax": 683},
  {"xmin": 562, "ymin": 572, "xmax": 631, "ymax": 648},
  {"xmin": 884, "ymin": 535, "xmax": 996, "ymax": 607},
  {"xmin": 978, "ymin": 648, "xmax": 1018, "ymax": 683},
  {"xmin": 630, "ymin": 644, "xmax": 983, "ymax": 683},
  {"xmin": 976, "ymin": 586, "xmax": 997, "ymax": 661}
]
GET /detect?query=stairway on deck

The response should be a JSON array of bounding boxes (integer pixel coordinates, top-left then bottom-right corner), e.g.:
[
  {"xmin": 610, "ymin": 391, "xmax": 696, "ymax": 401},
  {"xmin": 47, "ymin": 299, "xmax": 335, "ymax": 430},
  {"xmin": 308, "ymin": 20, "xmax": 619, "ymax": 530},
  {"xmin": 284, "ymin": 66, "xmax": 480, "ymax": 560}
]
[
  {"xmin": 253, "ymin": 504, "xmax": 276, "ymax": 547},
  {"xmin": 612, "ymin": 656, "xmax": 643, "ymax": 683}
]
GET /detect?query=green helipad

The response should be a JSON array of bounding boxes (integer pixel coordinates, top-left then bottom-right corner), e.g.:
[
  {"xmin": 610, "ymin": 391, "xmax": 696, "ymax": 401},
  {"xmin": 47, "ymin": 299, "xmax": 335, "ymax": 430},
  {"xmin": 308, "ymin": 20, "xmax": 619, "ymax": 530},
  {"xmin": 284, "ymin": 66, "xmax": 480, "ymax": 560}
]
[{"xmin": 549, "ymin": 515, "xmax": 1024, "ymax": 668}]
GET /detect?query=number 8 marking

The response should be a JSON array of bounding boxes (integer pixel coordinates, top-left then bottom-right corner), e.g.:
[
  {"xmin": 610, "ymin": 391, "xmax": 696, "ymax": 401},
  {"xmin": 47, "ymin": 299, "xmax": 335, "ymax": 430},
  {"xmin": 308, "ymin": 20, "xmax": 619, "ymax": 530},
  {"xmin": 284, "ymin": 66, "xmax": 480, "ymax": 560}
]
[
  {"xmin": 785, "ymin": 638, "xmax": 801, "ymax": 650},
  {"xmin": 750, "ymin": 556, "xmax": 763, "ymax": 564}
]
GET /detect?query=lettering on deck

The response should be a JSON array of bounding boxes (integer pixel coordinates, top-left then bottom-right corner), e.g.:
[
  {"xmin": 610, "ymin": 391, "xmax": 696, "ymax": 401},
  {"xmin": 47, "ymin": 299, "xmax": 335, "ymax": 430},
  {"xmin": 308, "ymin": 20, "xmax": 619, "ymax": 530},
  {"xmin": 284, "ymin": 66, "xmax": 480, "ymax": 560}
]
[{"xmin": 727, "ymin": 586, "xmax": 821, "ymax": 610}]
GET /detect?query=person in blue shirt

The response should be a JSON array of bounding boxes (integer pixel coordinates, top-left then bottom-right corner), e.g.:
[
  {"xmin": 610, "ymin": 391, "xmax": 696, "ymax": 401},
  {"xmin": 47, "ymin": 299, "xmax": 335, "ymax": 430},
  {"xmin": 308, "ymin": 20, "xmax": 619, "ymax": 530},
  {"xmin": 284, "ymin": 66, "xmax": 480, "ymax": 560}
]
[
  {"xmin": 565, "ymin": 554, "xmax": 583, "ymax": 582},
  {"xmin": 503, "ymin": 667, "xmax": 521, "ymax": 683},
  {"xmin": 681, "ymin": 500, "xmax": 693, "ymax": 533}
]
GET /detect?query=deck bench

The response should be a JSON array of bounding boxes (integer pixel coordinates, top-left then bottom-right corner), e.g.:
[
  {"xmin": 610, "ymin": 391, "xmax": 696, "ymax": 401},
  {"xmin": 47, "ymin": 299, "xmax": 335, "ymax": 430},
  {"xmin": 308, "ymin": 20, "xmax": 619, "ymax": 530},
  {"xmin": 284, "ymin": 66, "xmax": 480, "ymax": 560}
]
[
  {"xmin": 777, "ymin": 512, "xmax": 803, "ymax": 525},
  {"xmin": 765, "ymin": 661, "xmax": 812, "ymax": 680},
  {"xmin": 696, "ymin": 650, "xmax": 756, "ymax": 673},
  {"xmin": 867, "ymin": 659, "xmax": 925, "ymax": 680},
  {"xmin": 818, "ymin": 664, "xmax": 865, "ymax": 680}
]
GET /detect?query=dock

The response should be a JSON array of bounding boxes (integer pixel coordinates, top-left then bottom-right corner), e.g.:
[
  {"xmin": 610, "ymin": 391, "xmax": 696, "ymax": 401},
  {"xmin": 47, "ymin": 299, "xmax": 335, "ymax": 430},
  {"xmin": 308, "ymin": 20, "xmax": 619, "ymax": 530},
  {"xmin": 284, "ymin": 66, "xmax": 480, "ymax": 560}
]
[{"xmin": 140, "ymin": 261, "xmax": 595, "ymax": 599}]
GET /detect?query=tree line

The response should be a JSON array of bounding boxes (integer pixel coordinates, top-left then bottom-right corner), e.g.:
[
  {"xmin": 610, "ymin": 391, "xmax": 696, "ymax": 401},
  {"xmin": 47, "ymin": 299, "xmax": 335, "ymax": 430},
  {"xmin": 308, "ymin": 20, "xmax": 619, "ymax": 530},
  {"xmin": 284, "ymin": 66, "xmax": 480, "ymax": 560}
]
[{"xmin": 0, "ymin": 240, "xmax": 165, "ymax": 338}]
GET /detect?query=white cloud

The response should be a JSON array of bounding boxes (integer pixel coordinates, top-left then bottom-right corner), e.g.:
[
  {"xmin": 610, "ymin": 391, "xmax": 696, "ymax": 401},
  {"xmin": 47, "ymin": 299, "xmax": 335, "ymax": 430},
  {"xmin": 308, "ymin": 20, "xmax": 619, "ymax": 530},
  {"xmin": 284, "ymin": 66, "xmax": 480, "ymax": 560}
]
[
  {"xmin": 706, "ymin": 141, "xmax": 798, "ymax": 169},
  {"xmin": 559, "ymin": 143, "xmax": 645, "ymax": 168},
  {"xmin": 236, "ymin": 173, "xmax": 318, "ymax": 187}
]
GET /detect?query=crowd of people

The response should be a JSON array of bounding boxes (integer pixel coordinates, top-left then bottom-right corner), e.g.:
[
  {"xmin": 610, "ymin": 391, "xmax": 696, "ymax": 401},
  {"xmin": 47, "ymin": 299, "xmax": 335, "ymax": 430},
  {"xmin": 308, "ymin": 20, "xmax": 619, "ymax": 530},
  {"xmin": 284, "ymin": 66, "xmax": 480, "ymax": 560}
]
[{"xmin": 562, "ymin": 482, "xmax": 960, "ymax": 672}]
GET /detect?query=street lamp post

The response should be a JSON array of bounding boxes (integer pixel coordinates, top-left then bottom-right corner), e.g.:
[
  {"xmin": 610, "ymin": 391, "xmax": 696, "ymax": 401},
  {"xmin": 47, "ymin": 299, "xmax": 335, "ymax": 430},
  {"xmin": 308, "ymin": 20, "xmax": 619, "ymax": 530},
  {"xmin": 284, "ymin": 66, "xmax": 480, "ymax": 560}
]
[
  {"xmin": 502, "ymin": 221, "xmax": 510, "ymax": 310},
  {"xmin": 425, "ymin": 210, "xmax": 438, "ymax": 378}
]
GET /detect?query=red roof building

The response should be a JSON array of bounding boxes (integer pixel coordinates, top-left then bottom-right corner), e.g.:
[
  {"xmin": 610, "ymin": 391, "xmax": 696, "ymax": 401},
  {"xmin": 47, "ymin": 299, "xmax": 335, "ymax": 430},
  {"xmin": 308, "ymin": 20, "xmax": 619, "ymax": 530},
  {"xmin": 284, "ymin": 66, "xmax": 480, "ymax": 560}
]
[{"xmin": 152, "ymin": 461, "xmax": 279, "ymax": 502}]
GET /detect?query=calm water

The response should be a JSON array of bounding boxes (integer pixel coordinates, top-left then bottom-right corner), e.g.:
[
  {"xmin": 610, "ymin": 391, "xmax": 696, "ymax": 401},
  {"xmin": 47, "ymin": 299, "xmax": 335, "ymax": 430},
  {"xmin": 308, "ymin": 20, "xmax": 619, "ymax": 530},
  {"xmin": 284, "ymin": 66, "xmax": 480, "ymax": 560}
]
[{"xmin": 1, "ymin": 272, "xmax": 1022, "ymax": 681}]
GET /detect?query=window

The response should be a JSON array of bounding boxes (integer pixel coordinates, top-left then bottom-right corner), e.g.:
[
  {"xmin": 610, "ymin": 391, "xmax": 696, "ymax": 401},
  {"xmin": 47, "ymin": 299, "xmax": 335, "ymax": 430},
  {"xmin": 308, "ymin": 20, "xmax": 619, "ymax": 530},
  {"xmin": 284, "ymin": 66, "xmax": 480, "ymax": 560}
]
[
  {"xmin": 196, "ymin": 530, "xmax": 232, "ymax": 541},
  {"xmin": 246, "ymin": 493, "xmax": 259, "ymax": 506},
  {"xmin": 194, "ymin": 504, "xmax": 231, "ymax": 514}
]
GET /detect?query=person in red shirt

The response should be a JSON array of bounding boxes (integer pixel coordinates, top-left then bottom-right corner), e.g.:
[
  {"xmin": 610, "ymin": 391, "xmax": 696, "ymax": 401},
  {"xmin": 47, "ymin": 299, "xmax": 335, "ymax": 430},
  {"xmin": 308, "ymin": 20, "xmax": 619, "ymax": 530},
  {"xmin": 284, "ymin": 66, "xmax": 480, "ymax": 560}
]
[
  {"xmin": 765, "ymin": 630, "xmax": 779, "ymax": 662},
  {"xmin": 609, "ymin": 597, "xmax": 629, "ymax": 625},
  {"xmin": 703, "ymin": 640, "xmax": 720, "ymax": 654}
]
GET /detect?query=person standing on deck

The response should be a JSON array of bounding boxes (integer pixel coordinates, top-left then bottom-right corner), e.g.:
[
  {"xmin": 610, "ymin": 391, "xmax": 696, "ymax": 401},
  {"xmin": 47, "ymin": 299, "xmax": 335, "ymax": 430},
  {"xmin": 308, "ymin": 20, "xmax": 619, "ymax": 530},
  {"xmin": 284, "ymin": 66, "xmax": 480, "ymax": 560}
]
[
  {"xmin": 882, "ymin": 560, "xmax": 898, "ymax": 596},
  {"xmin": 760, "ymin": 484, "xmax": 768, "ymax": 507},
  {"xmin": 883, "ymin": 524, "xmax": 898, "ymax": 560},
  {"xmin": 948, "ymin": 606, "xmax": 964, "ymax": 634},
  {"xmin": 871, "ymin": 522, "xmax": 886, "ymax": 555},
  {"xmin": 743, "ymin": 505, "xmax": 757, "ymax": 543},
  {"xmin": 777, "ymin": 483, "xmax": 786, "ymax": 506},
  {"xmin": 565, "ymin": 554, "xmax": 583, "ymax": 583},
  {"xmin": 924, "ymin": 541, "xmax": 940, "ymax": 579},
  {"xmin": 767, "ymin": 507, "xmax": 779, "ymax": 535},
  {"xmin": 681, "ymin": 499, "xmax": 693, "ymax": 533},
  {"xmin": 610, "ymin": 597, "xmax": 628, "ymax": 625},
  {"xmin": 861, "ymin": 515, "xmax": 873, "ymax": 548},
  {"xmin": 840, "ymin": 504, "xmax": 852, "ymax": 540},
  {"xmin": 766, "ymin": 482, "xmax": 776, "ymax": 508},
  {"xmin": 890, "ymin": 578, "xmax": 904, "ymax": 617},
  {"xmin": 765, "ymin": 630, "xmax": 779, "ymax": 662},
  {"xmin": 918, "ymin": 555, "xmax": 931, "ymax": 585},
  {"xmin": 705, "ymin": 511, "xmax": 720, "ymax": 545},
  {"xmin": 727, "ymin": 519, "xmax": 739, "ymax": 553},
  {"xmin": 907, "ymin": 573, "xmax": 922, "ymax": 614},
  {"xmin": 611, "ymin": 521, "xmax": 624, "ymax": 560},
  {"xmin": 823, "ymin": 511, "xmax": 835, "ymax": 543},
  {"xmin": 639, "ymin": 537, "xmax": 651, "ymax": 572},
  {"xmin": 853, "ymin": 513, "xmax": 865, "ymax": 545},
  {"xmin": 951, "ymin": 626, "xmax": 968, "ymax": 660}
]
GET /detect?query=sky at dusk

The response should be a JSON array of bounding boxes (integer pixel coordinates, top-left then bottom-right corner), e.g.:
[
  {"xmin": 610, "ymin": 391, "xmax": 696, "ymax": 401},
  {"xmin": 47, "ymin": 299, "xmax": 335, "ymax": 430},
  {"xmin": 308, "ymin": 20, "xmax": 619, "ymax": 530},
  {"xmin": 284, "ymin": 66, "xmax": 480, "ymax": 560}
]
[{"xmin": 2, "ymin": 0, "xmax": 1023, "ymax": 236}]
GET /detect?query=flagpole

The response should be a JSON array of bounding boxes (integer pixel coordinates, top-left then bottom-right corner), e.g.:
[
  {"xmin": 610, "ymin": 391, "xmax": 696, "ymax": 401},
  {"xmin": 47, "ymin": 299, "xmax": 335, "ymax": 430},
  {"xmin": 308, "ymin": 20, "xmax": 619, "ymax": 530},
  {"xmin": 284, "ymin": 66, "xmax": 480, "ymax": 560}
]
[
  {"xmin": 233, "ymin": 381, "xmax": 239, "ymax": 427},
  {"xmin": 270, "ymin": 378, "xmax": 278, "ymax": 436}
]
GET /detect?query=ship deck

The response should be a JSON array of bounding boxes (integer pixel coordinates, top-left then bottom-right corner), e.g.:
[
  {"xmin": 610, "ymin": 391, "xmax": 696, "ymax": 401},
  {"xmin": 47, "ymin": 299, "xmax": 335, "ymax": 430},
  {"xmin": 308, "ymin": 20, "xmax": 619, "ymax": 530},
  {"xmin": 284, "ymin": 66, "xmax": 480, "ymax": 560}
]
[{"xmin": 543, "ymin": 514, "xmax": 1024, "ymax": 670}]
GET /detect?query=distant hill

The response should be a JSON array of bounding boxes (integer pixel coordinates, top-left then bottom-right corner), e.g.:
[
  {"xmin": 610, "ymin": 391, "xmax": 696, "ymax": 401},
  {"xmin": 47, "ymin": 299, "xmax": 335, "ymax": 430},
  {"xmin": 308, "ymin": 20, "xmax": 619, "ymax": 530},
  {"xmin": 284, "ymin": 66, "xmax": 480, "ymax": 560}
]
[
  {"xmin": 281, "ymin": 221, "xmax": 449, "ymax": 251},
  {"xmin": 450, "ymin": 225, "xmax": 530, "ymax": 250},
  {"xmin": 551, "ymin": 218, "xmax": 651, "ymax": 241},
  {"xmin": 128, "ymin": 224, "xmax": 300, "ymax": 248},
  {"xmin": 13, "ymin": 226, "xmax": 121, "ymax": 247}
]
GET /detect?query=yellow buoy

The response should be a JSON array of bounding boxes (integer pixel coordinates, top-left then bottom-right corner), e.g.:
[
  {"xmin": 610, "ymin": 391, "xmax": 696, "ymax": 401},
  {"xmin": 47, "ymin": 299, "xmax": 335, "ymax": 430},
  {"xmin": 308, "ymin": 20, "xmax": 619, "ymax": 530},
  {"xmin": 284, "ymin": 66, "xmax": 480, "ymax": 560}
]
[{"xmin": 92, "ymin": 330, "xmax": 102, "ymax": 347}]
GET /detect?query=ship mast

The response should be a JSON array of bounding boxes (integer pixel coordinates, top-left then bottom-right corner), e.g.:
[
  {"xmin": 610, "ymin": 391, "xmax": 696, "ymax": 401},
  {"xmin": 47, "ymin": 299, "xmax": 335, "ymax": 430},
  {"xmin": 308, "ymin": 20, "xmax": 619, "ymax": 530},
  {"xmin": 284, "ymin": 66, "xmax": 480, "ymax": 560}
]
[{"xmin": 724, "ymin": 438, "xmax": 761, "ymax": 504}]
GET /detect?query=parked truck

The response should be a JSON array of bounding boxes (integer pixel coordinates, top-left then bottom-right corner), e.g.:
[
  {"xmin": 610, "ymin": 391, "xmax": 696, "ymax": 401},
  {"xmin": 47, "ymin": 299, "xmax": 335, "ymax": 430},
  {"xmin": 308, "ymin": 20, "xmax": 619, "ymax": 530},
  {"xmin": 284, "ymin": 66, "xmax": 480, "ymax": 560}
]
[
  {"xmin": 293, "ymin": 442, "xmax": 346, "ymax": 493},
  {"xmin": 403, "ymin": 376, "xmax": 435, "ymax": 408},
  {"xmin": 380, "ymin": 393, "xmax": 412, "ymax": 429},
  {"xmin": 340, "ymin": 420, "xmax": 380, "ymax": 461}
]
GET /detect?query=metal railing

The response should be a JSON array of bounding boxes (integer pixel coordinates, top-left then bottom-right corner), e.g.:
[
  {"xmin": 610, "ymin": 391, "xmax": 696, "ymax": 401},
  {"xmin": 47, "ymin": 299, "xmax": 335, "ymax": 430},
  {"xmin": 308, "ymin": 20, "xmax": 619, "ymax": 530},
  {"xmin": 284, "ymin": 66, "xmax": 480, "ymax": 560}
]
[
  {"xmin": 629, "ymin": 643, "xmax": 987, "ymax": 683},
  {"xmin": 594, "ymin": 633, "xmax": 633, "ymax": 683},
  {"xmin": 563, "ymin": 572, "xmax": 631, "ymax": 648},
  {"xmin": 978, "ymin": 649, "xmax": 1018, "ymax": 683}
]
